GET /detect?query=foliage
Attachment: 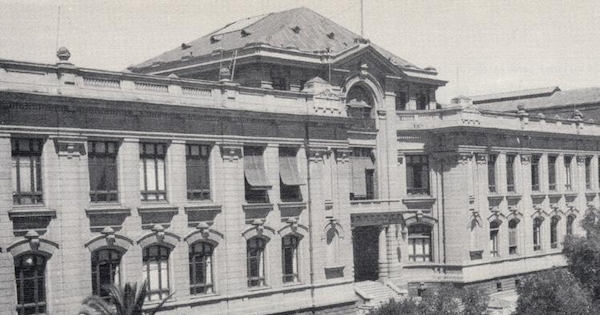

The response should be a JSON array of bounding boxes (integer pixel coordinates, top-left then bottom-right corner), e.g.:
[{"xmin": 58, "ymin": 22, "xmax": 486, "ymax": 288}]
[
  {"xmin": 515, "ymin": 268, "xmax": 593, "ymax": 315},
  {"xmin": 79, "ymin": 281, "xmax": 172, "ymax": 315},
  {"xmin": 368, "ymin": 285, "xmax": 488, "ymax": 315},
  {"xmin": 563, "ymin": 206, "xmax": 600, "ymax": 300}
]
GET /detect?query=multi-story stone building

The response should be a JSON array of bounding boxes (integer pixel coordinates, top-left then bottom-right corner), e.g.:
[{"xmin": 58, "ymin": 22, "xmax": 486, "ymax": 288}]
[{"xmin": 0, "ymin": 7, "xmax": 597, "ymax": 315}]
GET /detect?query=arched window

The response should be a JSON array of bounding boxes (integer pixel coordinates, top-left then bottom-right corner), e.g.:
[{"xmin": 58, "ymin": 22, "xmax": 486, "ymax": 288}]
[
  {"xmin": 15, "ymin": 254, "xmax": 47, "ymax": 315},
  {"xmin": 489, "ymin": 221, "xmax": 501, "ymax": 257},
  {"xmin": 143, "ymin": 245, "xmax": 170, "ymax": 301},
  {"xmin": 408, "ymin": 224, "xmax": 432, "ymax": 262},
  {"xmin": 346, "ymin": 85, "xmax": 374, "ymax": 119},
  {"xmin": 533, "ymin": 218, "xmax": 543, "ymax": 251},
  {"xmin": 550, "ymin": 216, "xmax": 560, "ymax": 249},
  {"xmin": 566, "ymin": 215, "xmax": 575, "ymax": 236},
  {"xmin": 91, "ymin": 249, "xmax": 122, "ymax": 299},
  {"xmin": 508, "ymin": 219, "xmax": 519, "ymax": 255},
  {"xmin": 189, "ymin": 242, "xmax": 214, "ymax": 295},
  {"xmin": 247, "ymin": 238, "xmax": 266, "ymax": 287},
  {"xmin": 325, "ymin": 228, "xmax": 339, "ymax": 266},
  {"xmin": 282, "ymin": 235, "xmax": 299, "ymax": 283}
]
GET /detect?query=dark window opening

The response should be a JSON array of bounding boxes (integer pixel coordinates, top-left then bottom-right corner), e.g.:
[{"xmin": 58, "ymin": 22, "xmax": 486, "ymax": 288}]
[
  {"xmin": 15, "ymin": 254, "xmax": 46, "ymax": 315},
  {"xmin": 506, "ymin": 155, "xmax": 516, "ymax": 192},
  {"xmin": 395, "ymin": 91, "xmax": 408, "ymax": 111},
  {"xmin": 350, "ymin": 148, "xmax": 375, "ymax": 200},
  {"xmin": 548, "ymin": 156, "xmax": 557, "ymax": 191},
  {"xmin": 139, "ymin": 143, "xmax": 167, "ymax": 201},
  {"xmin": 91, "ymin": 249, "xmax": 121, "ymax": 300},
  {"xmin": 247, "ymin": 238, "xmax": 266, "ymax": 287},
  {"xmin": 488, "ymin": 155, "xmax": 497, "ymax": 193},
  {"xmin": 531, "ymin": 155, "xmax": 540, "ymax": 191},
  {"xmin": 406, "ymin": 155, "xmax": 430, "ymax": 195},
  {"xmin": 282, "ymin": 236, "xmax": 299, "ymax": 283},
  {"xmin": 89, "ymin": 141, "xmax": 119, "ymax": 202},
  {"xmin": 186, "ymin": 144, "xmax": 211, "ymax": 200},
  {"xmin": 189, "ymin": 242, "xmax": 214, "ymax": 295},
  {"xmin": 12, "ymin": 138, "xmax": 43, "ymax": 205}
]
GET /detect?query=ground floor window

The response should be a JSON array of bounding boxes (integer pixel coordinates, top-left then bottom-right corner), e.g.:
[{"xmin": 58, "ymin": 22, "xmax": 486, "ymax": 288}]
[
  {"xmin": 143, "ymin": 245, "xmax": 170, "ymax": 301},
  {"xmin": 408, "ymin": 224, "xmax": 432, "ymax": 262},
  {"xmin": 508, "ymin": 219, "xmax": 519, "ymax": 255},
  {"xmin": 550, "ymin": 216, "xmax": 560, "ymax": 249},
  {"xmin": 247, "ymin": 238, "xmax": 266, "ymax": 287},
  {"xmin": 189, "ymin": 242, "xmax": 214, "ymax": 294},
  {"xmin": 533, "ymin": 218, "xmax": 543, "ymax": 251},
  {"xmin": 566, "ymin": 215, "xmax": 575, "ymax": 236},
  {"xmin": 489, "ymin": 221, "xmax": 500, "ymax": 257},
  {"xmin": 91, "ymin": 249, "xmax": 121, "ymax": 299},
  {"xmin": 15, "ymin": 254, "xmax": 46, "ymax": 315},
  {"xmin": 282, "ymin": 235, "xmax": 299, "ymax": 283}
]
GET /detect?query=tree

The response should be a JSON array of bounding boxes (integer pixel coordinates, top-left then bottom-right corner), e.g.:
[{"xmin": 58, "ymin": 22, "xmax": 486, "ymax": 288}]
[
  {"xmin": 79, "ymin": 281, "xmax": 172, "ymax": 315},
  {"xmin": 369, "ymin": 285, "xmax": 488, "ymax": 315},
  {"xmin": 515, "ymin": 268, "xmax": 593, "ymax": 315},
  {"xmin": 563, "ymin": 206, "xmax": 600, "ymax": 300}
]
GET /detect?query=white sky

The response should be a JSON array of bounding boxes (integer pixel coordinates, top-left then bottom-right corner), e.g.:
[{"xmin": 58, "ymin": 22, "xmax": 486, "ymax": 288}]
[{"xmin": 1, "ymin": 0, "xmax": 600, "ymax": 103}]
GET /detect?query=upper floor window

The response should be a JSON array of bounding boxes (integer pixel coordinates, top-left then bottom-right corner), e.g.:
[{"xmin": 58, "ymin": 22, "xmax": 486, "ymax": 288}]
[
  {"xmin": 88, "ymin": 141, "xmax": 118, "ymax": 203},
  {"xmin": 282, "ymin": 235, "xmax": 299, "ymax": 283},
  {"xmin": 550, "ymin": 216, "xmax": 560, "ymax": 249},
  {"xmin": 15, "ymin": 254, "xmax": 47, "ymax": 315},
  {"xmin": 566, "ymin": 215, "xmax": 575, "ymax": 236},
  {"xmin": 139, "ymin": 143, "xmax": 166, "ymax": 201},
  {"xmin": 506, "ymin": 155, "xmax": 516, "ymax": 193},
  {"xmin": 279, "ymin": 148, "xmax": 303, "ymax": 202},
  {"xmin": 244, "ymin": 147, "xmax": 271, "ymax": 203},
  {"xmin": 272, "ymin": 77, "xmax": 289, "ymax": 91},
  {"xmin": 247, "ymin": 237, "xmax": 266, "ymax": 288},
  {"xmin": 416, "ymin": 92, "xmax": 429, "ymax": 110},
  {"xmin": 489, "ymin": 221, "xmax": 500, "ymax": 257},
  {"xmin": 143, "ymin": 245, "xmax": 170, "ymax": 301},
  {"xmin": 533, "ymin": 218, "xmax": 543, "ymax": 251},
  {"xmin": 548, "ymin": 156, "xmax": 557, "ymax": 191},
  {"xmin": 508, "ymin": 219, "xmax": 519, "ymax": 255},
  {"xmin": 531, "ymin": 155, "xmax": 540, "ymax": 191},
  {"xmin": 186, "ymin": 144, "xmax": 210, "ymax": 200},
  {"xmin": 12, "ymin": 138, "xmax": 43, "ymax": 205},
  {"xmin": 350, "ymin": 148, "xmax": 375, "ymax": 200},
  {"xmin": 346, "ymin": 85, "xmax": 373, "ymax": 119},
  {"xmin": 585, "ymin": 157, "xmax": 592, "ymax": 190},
  {"xmin": 406, "ymin": 155, "xmax": 430, "ymax": 195},
  {"xmin": 395, "ymin": 91, "xmax": 408, "ymax": 111},
  {"xmin": 564, "ymin": 156, "xmax": 573, "ymax": 191},
  {"xmin": 408, "ymin": 224, "xmax": 432, "ymax": 262},
  {"xmin": 189, "ymin": 242, "xmax": 214, "ymax": 295},
  {"xmin": 91, "ymin": 249, "xmax": 121, "ymax": 299},
  {"xmin": 488, "ymin": 154, "xmax": 497, "ymax": 193}
]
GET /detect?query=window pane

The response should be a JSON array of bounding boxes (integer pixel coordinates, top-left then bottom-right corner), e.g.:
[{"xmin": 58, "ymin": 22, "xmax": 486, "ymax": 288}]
[{"xmin": 157, "ymin": 159, "xmax": 165, "ymax": 191}]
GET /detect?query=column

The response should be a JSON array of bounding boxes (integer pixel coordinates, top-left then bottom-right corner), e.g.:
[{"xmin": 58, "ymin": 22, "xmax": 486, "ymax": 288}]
[{"xmin": 378, "ymin": 225, "xmax": 389, "ymax": 280}]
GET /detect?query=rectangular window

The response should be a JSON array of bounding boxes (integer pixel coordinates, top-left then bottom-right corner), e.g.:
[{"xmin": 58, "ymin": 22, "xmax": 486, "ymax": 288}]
[
  {"xmin": 490, "ymin": 222, "xmax": 500, "ymax": 257},
  {"xmin": 186, "ymin": 144, "xmax": 210, "ymax": 200},
  {"xmin": 139, "ymin": 143, "xmax": 167, "ymax": 201},
  {"xmin": 548, "ymin": 156, "xmax": 557, "ymax": 191},
  {"xmin": 282, "ymin": 236, "xmax": 299, "ymax": 283},
  {"xmin": 12, "ymin": 139, "xmax": 43, "ymax": 205},
  {"xmin": 508, "ymin": 220, "xmax": 518, "ymax": 255},
  {"xmin": 564, "ymin": 156, "xmax": 573, "ymax": 191},
  {"xmin": 189, "ymin": 242, "xmax": 214, "ymax": 295},
  {"xmin": 143, "ymin": 245, "xmax": 170, "ymax": 301},
  {"xmin": 533, "ymin": 219, "xmax": 542, "ymax": 251},
  {"xmin": 488, "ymin": 155, "xmax": 497, "ymax": 193},
  {"xmin": 550, "ymin": 216, "xmax": 559, "ymax": 249},
  {"xmin": 350, "ymin": 148, "xmax": 375, "ymax": 200},
  {"xmin": 244, "ymin": 147, "xmax": 271, "ymax": 203},
  {"xmin": 88, "ymin": 141, "xmax": 118, "ymax": 203},
  {"xmin": 15, "ymin": 254, "xmax": 46, "ymax": 315},
  {"xmin": 395, "ymin": 91, "xmax": 408, "ymax": 111},
  {"xmin": 406, "ymin": 155, "xmax": 430, "ymax": 195},
  {"xmin": 272, "ymin": 77, "xmax": 288, "ymax": 91},
  {"xmin": 585, "ymin": 157, "xmax": 592, "ymax": 190},
  {"xmin": 279, "ymin": 148, "xmax": 303, "ymax": 202},
  {"xmin": 247, "ymin": 238, "xmax": 266, "ymax": 287},
  {"xmin": 531, "ymin": 155, "xmax": 540, "ymax": 191},
  {"xmin": 506, "ymin": 155, "xmax": 516, "ymax": 192},
  {"xmin": 408, "ymin": 225, "xmax": 432, "ymax": 262}
]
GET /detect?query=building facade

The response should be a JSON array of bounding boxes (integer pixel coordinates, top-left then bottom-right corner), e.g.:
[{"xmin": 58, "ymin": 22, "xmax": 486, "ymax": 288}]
[{"xmin": 0, "ymin": 7, "xmax": 597, "ymax": 315}]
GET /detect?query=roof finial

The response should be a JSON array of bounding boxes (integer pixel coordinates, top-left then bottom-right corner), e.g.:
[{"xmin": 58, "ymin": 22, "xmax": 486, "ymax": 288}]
[{"xmin": 56, "ymin": 47, "xmax": 71, "ymax": 62}]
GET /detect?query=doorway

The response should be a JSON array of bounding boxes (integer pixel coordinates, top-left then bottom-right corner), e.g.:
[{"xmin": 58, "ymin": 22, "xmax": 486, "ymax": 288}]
[{"xmin": 352, "ymin": 225, "xmax": 380, "ymax": 281}]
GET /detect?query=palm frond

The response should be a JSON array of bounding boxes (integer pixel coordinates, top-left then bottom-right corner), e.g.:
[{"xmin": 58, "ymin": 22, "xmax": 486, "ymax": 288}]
[{"xmin": 81, "ymin": 295, "xmax": 115, "ymax": 315}]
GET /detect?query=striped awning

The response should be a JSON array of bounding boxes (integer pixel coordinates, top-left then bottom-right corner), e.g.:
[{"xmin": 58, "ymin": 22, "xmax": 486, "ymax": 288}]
[
  {"xmin": 244, "ymin": 153, "xmax": 271, "ymax": 189},
  {"xmin": 279, "ymin": 155, "xmax": 304, "ymax": 186}
]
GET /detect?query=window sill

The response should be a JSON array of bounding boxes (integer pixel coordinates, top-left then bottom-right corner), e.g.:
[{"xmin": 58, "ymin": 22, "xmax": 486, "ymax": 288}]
[
  {"xmin": 242, "ymin": 203, "xmax": 274, "ymax": 211},
  {"xmin": 585, "ymin": 191, "xmax": 597, "ymax": 197},
  {"xmin": 9, "ymin": 205, "xmax": 56, "ymax": 219},
  {"xmin": 247, "ymin": 285, "xmax": 271, "ymax": 292},
  {"xmin": 324, "ymin": 264, "xmax": 345, "ymax": 271},
  {"xmin": 563, "ymin": 192, "xmax": 578, "ymax": 198},
  {"xmin": 189, "ymin": 292, "xmax": 219, "ymax": 300},
  {"xmin": 184, "ymin": 203, "xmax": 222, "ymax": 213},
  {"xmin": 85, "ymin": 204, "xmax": 131, "ymax": 216},
  {"xmin": 278, "ymin": 201, "xmax": 307, "ymax": 210},
  {"xmin": 137, "ymin": 203, "xmax": 179, "ymax": 214}
]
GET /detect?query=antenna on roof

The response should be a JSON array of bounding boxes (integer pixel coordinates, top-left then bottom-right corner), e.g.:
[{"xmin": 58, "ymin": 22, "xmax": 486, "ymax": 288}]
[
  {"xmin": 55, "ymin": 6, "xmax": 61, "ymax": 51},
  {"xmin": 360, "ymin": 0, "xmax": 364, "ymax": 37}
]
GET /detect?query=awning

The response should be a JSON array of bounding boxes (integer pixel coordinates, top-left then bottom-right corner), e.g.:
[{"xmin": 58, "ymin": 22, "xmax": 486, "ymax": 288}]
[
  {"xmin": 244, "ymin": 153, "xmax": 271, "ymax": 189},
  {"xmin": 279, "ymin": 155, "xmax": 304, "ymax": 186}
]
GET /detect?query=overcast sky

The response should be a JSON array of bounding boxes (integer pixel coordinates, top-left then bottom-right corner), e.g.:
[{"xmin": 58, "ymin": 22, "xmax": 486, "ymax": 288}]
[{"xmin": 2, "ymin": 0, "xmax": 600, "ymax": 103}]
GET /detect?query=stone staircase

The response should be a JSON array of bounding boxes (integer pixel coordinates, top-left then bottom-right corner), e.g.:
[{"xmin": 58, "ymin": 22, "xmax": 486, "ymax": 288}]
[{"xmin": 355, "ymin": 280, "xmax": 407, "ymax": 314}]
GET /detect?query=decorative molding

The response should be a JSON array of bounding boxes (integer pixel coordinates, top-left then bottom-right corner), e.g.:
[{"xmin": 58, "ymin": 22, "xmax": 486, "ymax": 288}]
[
  {"xmin": 241, "ymin": 220, "xmax": 276, "ymax": 240},
  {"xmin": 52, "ymin": 137, "xmax": 86, "ymax": 159},
  {"xmin": 308, "ymin": 146, "xmax": 329, "ymax": 163},
  {"xmin": 403, "ymin": 210, "xmax": 437, "ymax": 226},
  {"xmin": 137, "ymin": 225, "xmax": 180, "ymax": 249},
  {"xmin": 184, "ymin": 224, "xmax": 224, "ymax": 246},
  {"xmin": 577, "ymin": 156, "xmax": 587, "ymax": 165},
  {"xmin": 9, "ymin": 207, "xmax": 56, "ymax": 219},
  {"xmin": 85, "ymin": 227, "xmax": 134, "ymax": 253},
  {"xmin": 277, "ymin": 219, "xmax": 309, "ymax": 239},
  {"xmin": 85, "ymin": 204, "xmax": 131, "ymax": 216},
  {"xmin": 7, "ymin": 231, "xmax": 59, "ymax": 258},
  {"xmin": 520, "ymin": 154, "xmax": 531, "ymax": 164},
  {"xmin": 219, "ymin": 143, "xmax": 243, "ymax": 162},
  {"xmin": 476, "ymin": 154, "xmax": 488, "ymax": 165},
  {"xmin": 321, "ymin": 218, "xmax": 346, "ymax": 240},
  {"xmin": 334, "ymin": 148, "xmax": 352, "ymax": 163}
]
